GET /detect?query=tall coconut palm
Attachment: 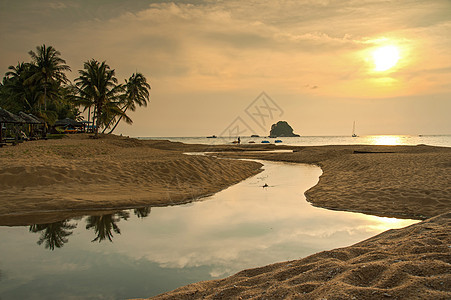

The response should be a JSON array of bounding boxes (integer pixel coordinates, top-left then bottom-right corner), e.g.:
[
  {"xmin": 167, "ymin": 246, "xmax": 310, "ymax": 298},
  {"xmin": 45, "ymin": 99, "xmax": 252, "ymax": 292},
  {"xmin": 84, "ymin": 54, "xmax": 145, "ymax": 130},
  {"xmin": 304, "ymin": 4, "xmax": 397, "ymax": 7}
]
[
  {"xmin": 3, "ymin": 62, "xmax": 35, "ymax": 112},
  {"xmin": 107, "ymin": 72, "xmax": 150, "ymax": 134},
  {"xmin": 75, "ymin": 59, "xmax": 124, "ymax": 138},
  {"xmin": 27, "ymin": 44, "xmax": 71, "ymax": 111},
  {"xmin": 5, "ymin": 62, "xmax": 31, "ymax": 81}
]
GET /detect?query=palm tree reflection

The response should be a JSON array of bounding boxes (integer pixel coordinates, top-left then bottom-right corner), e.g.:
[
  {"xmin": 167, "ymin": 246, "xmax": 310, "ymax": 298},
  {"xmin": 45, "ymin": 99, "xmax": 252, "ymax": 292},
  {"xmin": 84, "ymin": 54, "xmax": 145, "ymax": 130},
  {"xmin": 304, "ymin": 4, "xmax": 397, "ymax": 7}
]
[
  {"xmin": 134, "ymin": 207, "xmax": 151, "ymax": 219},
  {"xmin": 29, "ymin": 220, "xmax": 76, "ymax": 250},
  {"xmin": 85, "ymin": 211, "xmax": 129, "ymax": 242},
  {"xmin": 27, "ymin": 208, "xmax": 152, "ymax": 246}
]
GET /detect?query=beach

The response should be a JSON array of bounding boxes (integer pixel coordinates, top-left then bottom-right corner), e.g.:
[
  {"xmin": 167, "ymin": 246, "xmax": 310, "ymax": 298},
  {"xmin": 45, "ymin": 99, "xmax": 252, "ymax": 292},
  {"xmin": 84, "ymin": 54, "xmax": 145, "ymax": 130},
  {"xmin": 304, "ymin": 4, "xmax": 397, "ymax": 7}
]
[
  {"xmin": 149, "ymin": 212, "xmax": 450, "ymax": 299},
  {"xmin": 206, "ymin": 144, "xmax": 451, "ymax": 220},
  {"xmin": 0, "ymin": 134, "xmax": 263, "ymax": 225},
  {"xmin": 0, "ymin": 135, "xmax": 450, "ymax": 299}
]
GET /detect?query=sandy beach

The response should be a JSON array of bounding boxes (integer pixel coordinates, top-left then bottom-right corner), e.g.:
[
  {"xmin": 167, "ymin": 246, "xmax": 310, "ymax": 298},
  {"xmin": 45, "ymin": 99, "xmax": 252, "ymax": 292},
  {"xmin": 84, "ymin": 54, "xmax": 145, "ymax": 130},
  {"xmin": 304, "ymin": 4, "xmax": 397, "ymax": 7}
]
[
  {"xmin": 206, "ymin": 144, "xmax": 451, "ymax": 220},
  {"xmin": 142, "ymin": 141, "xmax": 451, "ymax": 299},
  {"xmin": 149, "ymin": 212, "xmax": 450, "ymax": 300},
  {"xmin": 0, "ymin": 135, "xmax": 450, "ymax": 299},
  {"xmin": 0, "ymin": 134, "xmax": 263, "ymax": 225}
]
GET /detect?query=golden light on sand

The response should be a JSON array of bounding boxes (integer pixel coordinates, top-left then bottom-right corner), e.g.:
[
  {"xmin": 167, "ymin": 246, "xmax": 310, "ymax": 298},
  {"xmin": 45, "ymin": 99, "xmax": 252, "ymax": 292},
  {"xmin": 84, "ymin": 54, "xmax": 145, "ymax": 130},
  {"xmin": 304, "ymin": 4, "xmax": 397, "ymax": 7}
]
[{"xmin": 372, "ymin": 45, "xmax": 400, "ymax": 71}]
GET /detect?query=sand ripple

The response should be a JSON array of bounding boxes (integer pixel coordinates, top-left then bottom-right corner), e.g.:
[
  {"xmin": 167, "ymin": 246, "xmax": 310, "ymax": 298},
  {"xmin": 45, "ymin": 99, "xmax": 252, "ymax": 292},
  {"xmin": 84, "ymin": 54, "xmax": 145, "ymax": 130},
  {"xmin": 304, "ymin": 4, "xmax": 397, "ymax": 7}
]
[
  {"xmin": 0, "ymin": 135, "xmax": 262, "ymax": 216},
  {"xmin": 148, "ymin": 212, "xmax": 451, "ymax": 299}
]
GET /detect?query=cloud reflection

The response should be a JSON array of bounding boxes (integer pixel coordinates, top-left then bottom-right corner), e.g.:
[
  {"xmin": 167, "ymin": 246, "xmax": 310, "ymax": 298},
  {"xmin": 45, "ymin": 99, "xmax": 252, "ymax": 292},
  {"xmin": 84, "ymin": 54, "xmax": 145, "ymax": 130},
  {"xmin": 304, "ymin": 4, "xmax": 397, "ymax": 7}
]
[
  {"xmin": 1, "ymin": 161, "xmax": 419, "ymax": 297},
  {"xmin": 106, "ymin": 161, "xmax": 417, "ymax": 277}
]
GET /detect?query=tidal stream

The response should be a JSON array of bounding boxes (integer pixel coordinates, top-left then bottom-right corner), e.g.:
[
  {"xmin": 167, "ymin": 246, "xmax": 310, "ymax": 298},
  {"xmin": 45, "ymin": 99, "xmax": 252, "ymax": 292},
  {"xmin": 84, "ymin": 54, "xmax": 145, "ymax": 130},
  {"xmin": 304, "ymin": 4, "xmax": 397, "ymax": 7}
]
[{"xmin": 0, "ymin": 160, "xmax": 417, "ymax": 299}]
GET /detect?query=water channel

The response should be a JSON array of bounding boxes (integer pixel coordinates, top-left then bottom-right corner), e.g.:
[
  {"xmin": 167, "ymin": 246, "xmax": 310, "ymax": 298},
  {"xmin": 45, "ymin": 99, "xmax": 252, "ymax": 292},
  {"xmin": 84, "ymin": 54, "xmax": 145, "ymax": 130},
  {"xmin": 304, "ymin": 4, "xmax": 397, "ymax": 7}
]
[{"xmin": 0, "ymin": 160, "xmax": 418, "ymax": 299}]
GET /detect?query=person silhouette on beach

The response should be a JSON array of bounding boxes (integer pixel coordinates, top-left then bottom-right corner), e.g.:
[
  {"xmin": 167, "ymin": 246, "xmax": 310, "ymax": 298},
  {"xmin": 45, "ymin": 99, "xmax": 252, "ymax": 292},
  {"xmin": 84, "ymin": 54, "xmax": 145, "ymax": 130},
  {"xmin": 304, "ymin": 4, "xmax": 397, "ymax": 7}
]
[{"xmin": 238, "ymin": 137, "xmax": 241, "ymax": 144}]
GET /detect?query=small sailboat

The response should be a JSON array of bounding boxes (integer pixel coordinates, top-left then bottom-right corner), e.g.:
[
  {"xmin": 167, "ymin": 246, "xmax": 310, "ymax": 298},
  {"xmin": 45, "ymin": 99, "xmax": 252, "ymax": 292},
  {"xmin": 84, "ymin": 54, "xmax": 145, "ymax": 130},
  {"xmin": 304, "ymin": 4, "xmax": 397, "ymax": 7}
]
[{"xmin": 352, "ymin": 121, "xmax": 358, "ymax": 137}]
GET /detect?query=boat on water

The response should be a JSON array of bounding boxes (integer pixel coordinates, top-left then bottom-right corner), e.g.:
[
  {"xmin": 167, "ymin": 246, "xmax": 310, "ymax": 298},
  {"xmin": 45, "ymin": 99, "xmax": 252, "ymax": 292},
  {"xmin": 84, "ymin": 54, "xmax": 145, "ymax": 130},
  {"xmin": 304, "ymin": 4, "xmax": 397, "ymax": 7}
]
[
  {"xmin": 261, "ymin": 140, "xmax": 270, "ymax": 144},
  {"xmin": 275, "ymin": 140, "xmax": 282, "ymax": 143},
  {"xmin": 207, "ymin": 135, "xmax": 217, "ymax": 138},
  {"xmin": 352, "ymin": 121, "xmax": 358, "ymax": 137}
]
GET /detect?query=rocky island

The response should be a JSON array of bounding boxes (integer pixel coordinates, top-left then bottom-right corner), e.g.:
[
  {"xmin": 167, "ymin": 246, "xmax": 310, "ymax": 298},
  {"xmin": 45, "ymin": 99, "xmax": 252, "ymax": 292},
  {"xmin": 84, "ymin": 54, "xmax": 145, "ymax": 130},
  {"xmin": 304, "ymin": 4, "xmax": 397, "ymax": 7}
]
[{"xmin": 269, "ymin": 121, "xmax": 300, "ymax": 138}]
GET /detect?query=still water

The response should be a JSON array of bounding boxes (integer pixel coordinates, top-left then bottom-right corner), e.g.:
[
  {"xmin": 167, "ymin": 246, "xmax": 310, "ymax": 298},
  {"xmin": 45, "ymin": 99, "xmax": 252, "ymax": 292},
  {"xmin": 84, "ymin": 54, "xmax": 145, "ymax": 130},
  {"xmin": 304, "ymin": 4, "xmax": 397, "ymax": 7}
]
[{"xmin": 0, "ymin": 161, "xmax": 417, "ymax": 299}]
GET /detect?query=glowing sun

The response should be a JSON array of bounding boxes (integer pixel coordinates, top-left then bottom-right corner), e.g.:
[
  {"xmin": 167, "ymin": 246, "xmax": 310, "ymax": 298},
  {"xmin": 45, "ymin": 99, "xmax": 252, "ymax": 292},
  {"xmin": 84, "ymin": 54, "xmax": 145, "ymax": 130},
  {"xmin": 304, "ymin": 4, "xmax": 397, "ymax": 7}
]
[{"xmin": 372, "ymin": 45, "xmax": 400, "ymax": 71}]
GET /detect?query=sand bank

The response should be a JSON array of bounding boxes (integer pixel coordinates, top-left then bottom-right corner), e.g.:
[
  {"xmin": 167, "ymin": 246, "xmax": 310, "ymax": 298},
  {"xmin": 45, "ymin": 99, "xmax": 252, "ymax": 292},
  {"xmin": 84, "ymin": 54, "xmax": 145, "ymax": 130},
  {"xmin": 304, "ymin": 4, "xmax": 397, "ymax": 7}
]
[
  {"xmin": 136, "ymin": 142, "xmax": 451, "ymax": 299},
  {"xmin": 206, "ymin": 144, "xmax": 451, "ymax": 220},
  {"xmin": 0, "ymin": 134, "xmax": 262, "ymax": 224}
]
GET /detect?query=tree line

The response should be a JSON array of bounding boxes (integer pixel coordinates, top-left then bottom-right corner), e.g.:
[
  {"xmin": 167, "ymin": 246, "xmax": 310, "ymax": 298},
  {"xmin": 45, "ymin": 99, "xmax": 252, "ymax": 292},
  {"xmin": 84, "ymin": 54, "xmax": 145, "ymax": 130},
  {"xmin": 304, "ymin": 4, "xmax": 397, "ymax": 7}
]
[{"xmin": 0, "ymin": 44, "xmax": 150, "ymax": 137}]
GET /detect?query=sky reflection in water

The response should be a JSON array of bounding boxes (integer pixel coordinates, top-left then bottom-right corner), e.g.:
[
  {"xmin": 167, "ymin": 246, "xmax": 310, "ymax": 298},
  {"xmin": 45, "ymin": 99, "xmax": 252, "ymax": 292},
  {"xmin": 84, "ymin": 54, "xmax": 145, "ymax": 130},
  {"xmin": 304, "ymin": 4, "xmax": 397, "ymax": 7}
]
[{"xmin": 0, "ymin": 161, "xmax": 418, "ymax": 299}]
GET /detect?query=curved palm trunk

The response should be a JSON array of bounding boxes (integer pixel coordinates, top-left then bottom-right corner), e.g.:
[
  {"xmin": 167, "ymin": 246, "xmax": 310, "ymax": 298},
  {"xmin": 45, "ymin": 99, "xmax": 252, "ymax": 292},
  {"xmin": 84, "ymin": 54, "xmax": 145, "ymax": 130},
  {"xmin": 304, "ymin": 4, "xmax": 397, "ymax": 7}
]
[
  {"xmin": 91, "ymin": 108, "xmax": 96, "ymax": 134},
  {"xmin": 108, "ymin": 105, "xmax": 129, "ymax": 134},
  {"xmin": 101, "ymin": 104, "xmax": 126, "ymax": 134}
]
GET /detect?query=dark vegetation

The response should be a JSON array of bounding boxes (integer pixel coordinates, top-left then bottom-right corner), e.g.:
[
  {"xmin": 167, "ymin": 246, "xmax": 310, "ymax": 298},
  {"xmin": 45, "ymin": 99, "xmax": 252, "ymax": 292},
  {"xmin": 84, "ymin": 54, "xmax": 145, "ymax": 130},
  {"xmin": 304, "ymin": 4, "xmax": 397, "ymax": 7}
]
[{"xmin": 0, "ymin": 44, "xmax": 150, "ymax": 137}]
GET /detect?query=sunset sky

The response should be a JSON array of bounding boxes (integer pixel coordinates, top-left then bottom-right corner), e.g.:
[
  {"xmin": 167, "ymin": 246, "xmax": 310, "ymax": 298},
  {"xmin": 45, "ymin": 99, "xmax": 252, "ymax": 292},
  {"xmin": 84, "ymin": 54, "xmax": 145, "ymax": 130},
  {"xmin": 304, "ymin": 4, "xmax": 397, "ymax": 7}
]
[{"xmin": 1, "ymin": 0, "xmax": 450, "ymax": 137}]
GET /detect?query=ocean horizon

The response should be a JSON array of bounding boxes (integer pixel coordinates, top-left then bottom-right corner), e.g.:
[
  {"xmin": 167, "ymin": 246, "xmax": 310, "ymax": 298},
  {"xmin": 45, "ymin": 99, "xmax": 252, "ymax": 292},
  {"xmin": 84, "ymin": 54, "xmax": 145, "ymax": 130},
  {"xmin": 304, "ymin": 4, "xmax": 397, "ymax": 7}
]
[{"xmin": 137, "ymin": 134, "xmax": 451, "ymax": 148}]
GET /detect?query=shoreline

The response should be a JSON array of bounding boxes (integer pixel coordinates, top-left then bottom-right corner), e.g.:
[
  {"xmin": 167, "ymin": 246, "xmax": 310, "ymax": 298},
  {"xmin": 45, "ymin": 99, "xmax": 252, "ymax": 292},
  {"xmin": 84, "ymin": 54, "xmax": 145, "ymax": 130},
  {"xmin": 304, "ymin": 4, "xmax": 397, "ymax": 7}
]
[
  {"xmin": 3, "ymin": 136, "xmax": 449, "ymax": 222},
  {"xmin": 0, "ymin": 134, "xmax": 263, "ymax": 224},
  {"xmin": 1, "ymin": 134, "xmax": 450, "ymax": 299},
  {"xmin": 147, "ymin": 212, "xmax": 450, "ymax": 300},
  {"xmin": 206, "ymin": 144, "xmax": 451, "ymax": 220}
]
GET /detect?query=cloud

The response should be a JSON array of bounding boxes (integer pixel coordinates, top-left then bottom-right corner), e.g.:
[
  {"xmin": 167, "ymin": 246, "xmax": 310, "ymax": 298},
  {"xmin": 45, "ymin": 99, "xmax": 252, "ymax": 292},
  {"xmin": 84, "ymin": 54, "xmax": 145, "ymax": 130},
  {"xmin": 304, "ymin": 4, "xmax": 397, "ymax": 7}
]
[{"xmin": 0, "ymin": 0, "xmax": 450, "ymax": 135}]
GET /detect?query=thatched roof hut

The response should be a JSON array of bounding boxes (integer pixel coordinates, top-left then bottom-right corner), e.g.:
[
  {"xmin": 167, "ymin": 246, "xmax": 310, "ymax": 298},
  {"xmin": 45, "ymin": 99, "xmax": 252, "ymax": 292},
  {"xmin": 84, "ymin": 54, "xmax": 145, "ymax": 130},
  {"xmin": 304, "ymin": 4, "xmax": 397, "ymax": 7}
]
[
  {"xmin": 54, "ymin": 118, "xmax": 82, "ymax": 127},
  {"xmin": 0, "ymin": 107, "xmax": 26, "ymax": 145},
  {"xmin": 0, "ymin": 107, "xmax": 25, "ymax": 124},
  {"xmin": 18, "ymin": 112, "xmax": 41, "ymax": 124},
  {"xmin": 28, "ymin": 113, "xmax": 45, "ymax": 124}
]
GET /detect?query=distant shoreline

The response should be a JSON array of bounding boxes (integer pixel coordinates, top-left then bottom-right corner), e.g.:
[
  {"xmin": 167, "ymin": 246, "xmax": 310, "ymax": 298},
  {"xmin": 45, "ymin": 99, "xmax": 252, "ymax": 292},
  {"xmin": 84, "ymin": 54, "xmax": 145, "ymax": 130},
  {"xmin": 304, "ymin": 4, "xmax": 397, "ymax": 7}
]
[{"xmin": 137, "ymin": 134, "xmax": 451, "ymax": 148}]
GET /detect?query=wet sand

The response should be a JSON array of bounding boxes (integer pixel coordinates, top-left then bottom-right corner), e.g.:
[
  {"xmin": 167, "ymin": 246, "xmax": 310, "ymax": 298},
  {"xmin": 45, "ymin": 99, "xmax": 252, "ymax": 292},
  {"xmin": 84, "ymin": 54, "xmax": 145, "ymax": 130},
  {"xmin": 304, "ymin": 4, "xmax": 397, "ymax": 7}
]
[{"xmin": 1, "ymin": 134, "xmax": 450, "ymax": 299}]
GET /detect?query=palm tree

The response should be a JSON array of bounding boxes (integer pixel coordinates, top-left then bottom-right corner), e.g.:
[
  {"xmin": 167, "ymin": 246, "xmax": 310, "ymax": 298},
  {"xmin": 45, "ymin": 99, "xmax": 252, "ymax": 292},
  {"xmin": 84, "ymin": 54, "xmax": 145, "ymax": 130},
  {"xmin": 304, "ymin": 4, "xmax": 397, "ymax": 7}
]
[
  {"xmin": 75, "ymin": 59, "xmax": 124, "ymax": 138},
  {"xmin": 2, "ymin": 62, "xmax": 37, "ymax": 113},
  {"xmin": 27, "ymin": 44, "xmax": 71, "ymax": 111},
  {"xmin": 107, "ymin": 72, "xmax": 150, "ymax": 134}
]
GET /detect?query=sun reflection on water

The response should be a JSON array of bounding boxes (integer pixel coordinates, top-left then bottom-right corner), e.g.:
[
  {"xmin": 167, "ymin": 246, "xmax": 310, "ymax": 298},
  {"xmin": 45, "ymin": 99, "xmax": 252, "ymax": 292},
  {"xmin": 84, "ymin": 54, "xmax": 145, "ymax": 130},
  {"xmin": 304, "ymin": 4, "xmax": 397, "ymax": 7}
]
[
  {"xmin": 365, "ymin": 216, "xmax": 419, "ymax": 232},
  {"xmin": 366, "ymin": 135, "xmax": 405, "ymax": 145}
]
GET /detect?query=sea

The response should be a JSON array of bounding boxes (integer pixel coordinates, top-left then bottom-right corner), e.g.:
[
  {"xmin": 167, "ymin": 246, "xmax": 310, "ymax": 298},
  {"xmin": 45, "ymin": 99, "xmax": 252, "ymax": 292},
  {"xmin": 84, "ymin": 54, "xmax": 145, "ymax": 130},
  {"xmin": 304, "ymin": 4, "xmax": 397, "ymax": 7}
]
[{"xmin": 138, "ymin": 134, "xmax": 451, "ymax": 148}]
